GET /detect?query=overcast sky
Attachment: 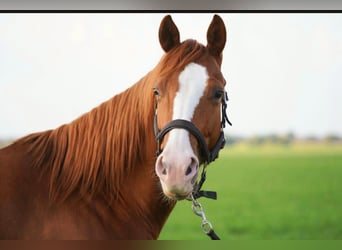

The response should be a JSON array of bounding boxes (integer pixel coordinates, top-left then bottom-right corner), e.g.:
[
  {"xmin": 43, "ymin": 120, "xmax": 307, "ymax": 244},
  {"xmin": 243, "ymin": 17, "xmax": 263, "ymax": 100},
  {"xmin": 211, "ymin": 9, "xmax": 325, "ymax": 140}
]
[{"xmin": 0, "ymin": 13, "xmax": 341, "ymax": 139}]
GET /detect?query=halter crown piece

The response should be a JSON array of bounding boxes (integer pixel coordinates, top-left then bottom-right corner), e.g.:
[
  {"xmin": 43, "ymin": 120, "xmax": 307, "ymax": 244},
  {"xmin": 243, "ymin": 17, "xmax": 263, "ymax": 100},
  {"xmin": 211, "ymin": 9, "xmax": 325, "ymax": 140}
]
[{"xmin": 153, "ymin": 90, "xmax": 232, "ymax": 200}]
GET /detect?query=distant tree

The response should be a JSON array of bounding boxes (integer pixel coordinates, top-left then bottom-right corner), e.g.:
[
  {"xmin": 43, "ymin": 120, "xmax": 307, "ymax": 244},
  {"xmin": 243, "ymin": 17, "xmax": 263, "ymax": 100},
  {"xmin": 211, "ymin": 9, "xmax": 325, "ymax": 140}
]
[
  {"xmin": 324, "ymin": 134, "xmax": 341, "ymax": 142},
  {"xmin": 248, "ymin": 135, "xmax": 265, "ymax": 145},
  {"xmin": 277, "ymin": 132, "xmax": 295, "ymax": 146},
  {"xmin": 225, "ymin": 135, "xmax": 243, "ymax": 146},
  {"xmin": 263, "ymin": 134, "xmax": 276, "ymax": 143},
  {"xmin": 286, "ymin": 132, "xmax": 295, "ymax": 142},
  {"xmin": 305, "ymin": 135, "xmax": 319, "ymax": 142}
]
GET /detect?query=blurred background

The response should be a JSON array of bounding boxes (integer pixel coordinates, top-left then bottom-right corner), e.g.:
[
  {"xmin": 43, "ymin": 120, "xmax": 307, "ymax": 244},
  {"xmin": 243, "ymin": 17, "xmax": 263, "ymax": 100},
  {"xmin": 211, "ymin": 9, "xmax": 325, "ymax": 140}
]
[{"xmin": 0, "ymin": 13, "xmax": 341, "ymax": 239}]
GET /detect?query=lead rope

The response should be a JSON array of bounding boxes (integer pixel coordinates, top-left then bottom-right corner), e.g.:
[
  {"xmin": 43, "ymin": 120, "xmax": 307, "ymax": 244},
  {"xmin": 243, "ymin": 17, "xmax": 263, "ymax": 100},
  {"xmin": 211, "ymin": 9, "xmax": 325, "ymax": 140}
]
[{"xmin": 190, "ymin": 193, "xmax": 220, "ymax": 240}]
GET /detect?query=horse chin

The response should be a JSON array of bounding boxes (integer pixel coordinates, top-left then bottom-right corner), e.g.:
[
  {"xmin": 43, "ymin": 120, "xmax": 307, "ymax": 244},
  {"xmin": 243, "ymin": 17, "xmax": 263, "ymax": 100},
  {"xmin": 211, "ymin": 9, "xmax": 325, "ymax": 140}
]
[
  {"xmin": 163, "ymin": 190, "xmax": 191, "ymax": 201},
  {"xmin": 160, "ymin": 183, "xmax": 194, "ymax": 201}
]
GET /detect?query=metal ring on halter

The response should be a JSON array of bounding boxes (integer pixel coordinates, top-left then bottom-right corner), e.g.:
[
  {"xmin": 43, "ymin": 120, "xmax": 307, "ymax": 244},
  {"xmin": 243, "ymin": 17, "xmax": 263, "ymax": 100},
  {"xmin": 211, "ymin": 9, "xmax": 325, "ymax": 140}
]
[
  {"xmin": 201, "ymin": 220, "xmax": 214, "ymax": 234},
  {"xmin": 192, "ymin": 201, "xmax": 205, "ymax": 218},
  {"xmin": 190, "ymin": 194, "xmax": 217, "ymax": 237}
]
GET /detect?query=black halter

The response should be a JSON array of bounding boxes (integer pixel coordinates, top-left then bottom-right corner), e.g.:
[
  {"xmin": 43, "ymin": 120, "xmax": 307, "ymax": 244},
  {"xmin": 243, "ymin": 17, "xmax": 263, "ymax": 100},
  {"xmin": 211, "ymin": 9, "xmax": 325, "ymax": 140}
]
[{"xmin": 153, "ymin": 90, "xmax": 232, "ymax": 199}]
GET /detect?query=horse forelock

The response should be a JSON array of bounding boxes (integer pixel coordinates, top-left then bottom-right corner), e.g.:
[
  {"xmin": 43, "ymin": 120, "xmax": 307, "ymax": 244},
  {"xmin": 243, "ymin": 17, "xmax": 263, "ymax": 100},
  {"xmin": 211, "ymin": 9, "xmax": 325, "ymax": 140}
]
[{"xmin": 156, "ymin": 39, "xmax": 208, "ymax": 79}]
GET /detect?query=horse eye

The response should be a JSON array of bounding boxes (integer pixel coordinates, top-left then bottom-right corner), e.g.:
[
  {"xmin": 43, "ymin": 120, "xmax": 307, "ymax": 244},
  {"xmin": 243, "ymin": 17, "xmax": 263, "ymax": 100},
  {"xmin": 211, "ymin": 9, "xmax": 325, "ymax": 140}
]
[{"xmin": 214, "ymin": 90, "xmax": 224, "ymax": 100}]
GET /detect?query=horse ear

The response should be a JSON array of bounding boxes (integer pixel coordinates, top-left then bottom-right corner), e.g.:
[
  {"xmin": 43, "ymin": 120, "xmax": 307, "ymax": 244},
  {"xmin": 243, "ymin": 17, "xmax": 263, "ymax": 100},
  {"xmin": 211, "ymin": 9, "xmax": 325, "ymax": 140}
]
[
  {"xmin": 206, "ymin": 15, "xmax": 226, "ymax": 62},
  {"xmin": 159, "ymin": 15, "xmax": 180, "ymax": 53}
]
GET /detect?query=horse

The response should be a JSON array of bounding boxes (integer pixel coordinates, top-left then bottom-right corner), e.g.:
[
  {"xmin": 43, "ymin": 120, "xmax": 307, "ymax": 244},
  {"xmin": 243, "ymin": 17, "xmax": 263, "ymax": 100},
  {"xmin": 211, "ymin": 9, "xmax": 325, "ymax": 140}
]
[{"xmin": 0, "ymin": 14, "xmax": 229, "ymax": 239}]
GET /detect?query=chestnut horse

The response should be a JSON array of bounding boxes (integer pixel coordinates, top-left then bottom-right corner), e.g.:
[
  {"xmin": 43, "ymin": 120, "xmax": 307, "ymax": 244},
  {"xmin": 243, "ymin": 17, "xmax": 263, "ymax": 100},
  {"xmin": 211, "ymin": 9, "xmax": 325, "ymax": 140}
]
[{"xmin": 0, "ymin": 15, "xmax": 229, "ymax": 239}]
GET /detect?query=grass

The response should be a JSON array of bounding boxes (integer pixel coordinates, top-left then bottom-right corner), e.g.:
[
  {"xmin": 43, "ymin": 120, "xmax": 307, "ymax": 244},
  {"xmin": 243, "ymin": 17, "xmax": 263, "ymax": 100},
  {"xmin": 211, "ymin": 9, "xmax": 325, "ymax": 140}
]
[{"xmin": 158, "ymin": 142, "xmax": 342, "ymax": 240}]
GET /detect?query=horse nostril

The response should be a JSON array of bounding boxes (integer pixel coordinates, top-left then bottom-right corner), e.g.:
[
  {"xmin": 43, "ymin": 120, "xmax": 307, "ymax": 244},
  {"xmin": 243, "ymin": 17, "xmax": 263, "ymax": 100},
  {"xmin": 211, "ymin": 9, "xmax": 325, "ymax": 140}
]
[
  {"xmin": 185, "ymin": 157, "xmax": 198, "ymax": 177},
  {"xmin": 185, "ymin": 166, "xmax": 192, "ymax": 176},
  {"xmin": 156, "ymin": 155, "xmax": 168, "ymax": 177}
]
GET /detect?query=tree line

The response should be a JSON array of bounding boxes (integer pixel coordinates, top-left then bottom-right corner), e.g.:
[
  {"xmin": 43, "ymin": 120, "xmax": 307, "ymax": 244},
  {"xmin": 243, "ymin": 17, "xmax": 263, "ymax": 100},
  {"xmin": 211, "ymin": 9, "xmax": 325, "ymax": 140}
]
[{"xmin": 226, "ymin": 133, "xmax": 342, "ymax": 146}]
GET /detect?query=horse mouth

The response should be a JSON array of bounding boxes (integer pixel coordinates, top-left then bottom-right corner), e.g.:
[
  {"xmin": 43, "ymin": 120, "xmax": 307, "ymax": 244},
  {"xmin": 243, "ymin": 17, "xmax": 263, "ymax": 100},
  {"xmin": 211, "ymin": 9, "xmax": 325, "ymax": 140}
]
[
  {"xmin": 159, "ymin": 171, "xmax": 198, "ymax": 201},
  {"xmin": 163, "ymin": 190, "xmax": 192, "ymax": 201}
]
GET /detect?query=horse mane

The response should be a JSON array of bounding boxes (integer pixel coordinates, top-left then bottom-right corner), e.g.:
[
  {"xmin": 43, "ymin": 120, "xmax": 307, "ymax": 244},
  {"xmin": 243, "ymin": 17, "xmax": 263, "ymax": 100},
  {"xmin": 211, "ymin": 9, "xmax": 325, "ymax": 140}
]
[
  {"xmin": 18, "ymin": 78, "xmax": 156, "ymax": 202},
  {"xmin": 15, "ymin": 39, "xmax": 208, "ymax": 202}
]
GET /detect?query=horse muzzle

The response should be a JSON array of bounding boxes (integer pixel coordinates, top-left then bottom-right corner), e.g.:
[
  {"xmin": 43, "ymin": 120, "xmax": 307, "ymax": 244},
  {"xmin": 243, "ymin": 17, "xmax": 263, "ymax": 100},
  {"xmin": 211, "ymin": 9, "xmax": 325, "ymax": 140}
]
[{"xmin": 155, "ymin": 150, "xmax": 199, "ymax": 200}]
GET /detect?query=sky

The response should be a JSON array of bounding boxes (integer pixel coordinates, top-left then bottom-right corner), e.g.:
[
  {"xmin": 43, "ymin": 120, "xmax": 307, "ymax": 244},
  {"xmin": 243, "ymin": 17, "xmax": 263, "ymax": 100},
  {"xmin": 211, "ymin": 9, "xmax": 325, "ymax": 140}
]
[{"xmin": 0, "ymin": 13, "xmax": 342, "ymax": 139}]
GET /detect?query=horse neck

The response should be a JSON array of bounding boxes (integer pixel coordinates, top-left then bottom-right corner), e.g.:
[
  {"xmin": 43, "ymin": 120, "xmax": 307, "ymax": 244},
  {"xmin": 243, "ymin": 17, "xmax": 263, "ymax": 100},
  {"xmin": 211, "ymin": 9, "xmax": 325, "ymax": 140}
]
[
  {"xmin": 17, "ymin": 70, "xmax": 176, "ymax": 239},
  {"xmin": 107, "ymin": 156, "xmax": 176, "ymax": 239}
]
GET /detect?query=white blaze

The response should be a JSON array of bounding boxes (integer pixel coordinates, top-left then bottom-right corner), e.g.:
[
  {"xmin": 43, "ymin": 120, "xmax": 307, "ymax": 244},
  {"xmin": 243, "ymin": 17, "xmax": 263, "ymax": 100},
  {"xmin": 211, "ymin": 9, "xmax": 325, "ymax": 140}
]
[
  {"xmin": 173, "ymin": 63, "xmax": 208, "ymax": 120},
  {"xmin": 161, "ymin": 63, "xmax": 208, "ymax": 168}
]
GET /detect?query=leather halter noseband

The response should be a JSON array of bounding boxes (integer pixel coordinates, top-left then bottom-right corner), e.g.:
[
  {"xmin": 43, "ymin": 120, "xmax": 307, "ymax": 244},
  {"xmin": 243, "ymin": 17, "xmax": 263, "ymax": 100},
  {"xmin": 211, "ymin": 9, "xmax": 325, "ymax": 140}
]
[{"xmin": 153, "ymin": 91, "xmax": 232, "ymax": 165}]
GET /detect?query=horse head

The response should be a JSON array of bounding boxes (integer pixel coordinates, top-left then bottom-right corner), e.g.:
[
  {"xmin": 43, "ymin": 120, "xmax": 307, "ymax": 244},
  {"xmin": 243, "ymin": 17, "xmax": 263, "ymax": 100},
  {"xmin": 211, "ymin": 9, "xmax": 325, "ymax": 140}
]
[{"xmin": 154, "ymin": 15, "xmax": 229, "ymax": 200}]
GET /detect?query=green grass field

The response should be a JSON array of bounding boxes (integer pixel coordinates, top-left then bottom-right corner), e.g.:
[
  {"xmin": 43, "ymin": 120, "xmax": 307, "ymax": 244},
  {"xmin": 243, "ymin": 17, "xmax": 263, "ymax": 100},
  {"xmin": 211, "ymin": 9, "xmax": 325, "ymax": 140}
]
[{"xmin": 158, "ymin": 142, "xmax": 342, "ymax": 240}]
